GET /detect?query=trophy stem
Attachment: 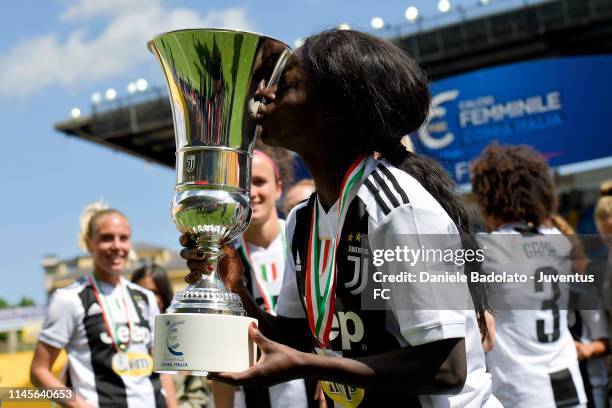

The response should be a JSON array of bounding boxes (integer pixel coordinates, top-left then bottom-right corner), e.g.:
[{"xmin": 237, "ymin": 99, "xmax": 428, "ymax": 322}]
[
  {"xmin": 167, "ymin": 237, "xmax": 245, "ymax": 315},
  {"xmin": 196, "ymin": 238, "xmax": 224, "ymax": 285}
]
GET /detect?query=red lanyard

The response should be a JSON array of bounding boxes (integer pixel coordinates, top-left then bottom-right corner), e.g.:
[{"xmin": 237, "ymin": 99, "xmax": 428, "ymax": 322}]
[{"xmin": 88, "ymin": 275, "xmax": 133, "ymax": 352}]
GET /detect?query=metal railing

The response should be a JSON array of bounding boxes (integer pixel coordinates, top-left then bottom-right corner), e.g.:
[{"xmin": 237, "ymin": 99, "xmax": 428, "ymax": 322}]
[
  {"xmin": 394, "ymin": 0, "xmax": 612, "ymax": 62},
  {"xmin": 377, "ymin": 0, "xmax": 578, "ymax": 38}
]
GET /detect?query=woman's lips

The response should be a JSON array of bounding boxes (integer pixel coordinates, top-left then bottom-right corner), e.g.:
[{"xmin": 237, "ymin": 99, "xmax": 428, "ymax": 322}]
[{"xmin": 109, "ymin": 256, "xmax": 126, "ymax": 264}]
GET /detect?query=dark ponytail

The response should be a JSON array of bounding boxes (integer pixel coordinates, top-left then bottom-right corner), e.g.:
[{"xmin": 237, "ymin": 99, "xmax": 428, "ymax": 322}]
[{"xmin": 387, "ymin": 148, "xmax": 491, "ymax": 342}]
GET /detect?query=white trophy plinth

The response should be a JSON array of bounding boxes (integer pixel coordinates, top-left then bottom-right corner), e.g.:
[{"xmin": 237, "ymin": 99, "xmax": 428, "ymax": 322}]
[{"xmin": 154, "ymin": 313, "xmax": 257, "ymax": 375}]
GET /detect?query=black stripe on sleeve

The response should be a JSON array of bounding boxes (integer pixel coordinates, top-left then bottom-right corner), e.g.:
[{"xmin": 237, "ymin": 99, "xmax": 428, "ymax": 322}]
[
  {"xmin": 377, "ymin": 164, "xmax": 410, "ymax": 204},
  {"xmin": 371, "ymin": 170, "xmax": 400, "ymax": 208},
  {"xmin": 364, "ymin": 179, "xmax": 390, "ymax": 215}
]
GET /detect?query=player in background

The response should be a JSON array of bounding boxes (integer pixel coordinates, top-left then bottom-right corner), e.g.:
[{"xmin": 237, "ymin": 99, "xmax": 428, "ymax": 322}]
[
  {"xmin": 282, "ymin": 179, "xmax": 315, "ymax": 217},
  {"xmin": 31, "ymin": 203, "xmax": 176, "ymax": 408},
  {"xmin": 472, "ymin": 143, "xmax": 587, "ymax": 407},
  {"xmin": 212, "ymin": 144, "xmax": 315, "ymax": 408}
]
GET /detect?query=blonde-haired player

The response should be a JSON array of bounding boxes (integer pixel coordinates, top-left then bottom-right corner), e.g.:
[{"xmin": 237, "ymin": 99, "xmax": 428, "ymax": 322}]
[{"xmin": 31, "ymin": 202, "xmax": 176, "ymax": 408}]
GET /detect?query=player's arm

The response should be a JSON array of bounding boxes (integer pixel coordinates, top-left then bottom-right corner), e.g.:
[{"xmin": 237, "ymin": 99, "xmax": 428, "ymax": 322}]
[
  {"xmin": 212, "ymin": 203, "xmax": 469, "ymax": 394},
  {"xmin": 575, "ymin": 338, "xmax": 609, "ymax": 360},
  {"xmin": 32, "ymin": 290, "xmax": 94, "ymax": 407},
  {"xmin": 576, "ymin": 308, "xmax": 610, "ymax": 360},
  {"xmin": 210, "ymin": 324, "xmax": 466, "ymax": 394},
  {"xmin": 160, "ymin": 374, "xmax": 178, "ymax": 408},
  {"xmin": 30, "ymin": 341, "xmax": 92, "ymax": 408}
]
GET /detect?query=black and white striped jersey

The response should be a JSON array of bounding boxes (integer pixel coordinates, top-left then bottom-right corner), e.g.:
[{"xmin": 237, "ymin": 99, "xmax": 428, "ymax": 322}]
[
  {"xmin": 478, "ymin": 226, "xmax": 587, "ymax": 407},
  {"xmin": 39, "ymin": 276, "xmax": 165, "ymax": 408},
  {"xmin": 276, "ymin": 156, "xmax": 498, "ymax": 408}
]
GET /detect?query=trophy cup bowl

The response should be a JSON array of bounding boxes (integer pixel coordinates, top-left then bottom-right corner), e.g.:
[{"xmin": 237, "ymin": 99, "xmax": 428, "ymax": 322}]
[{"xmin": 148, "ymin": 29, "xmax": 291, "ymax": 374}]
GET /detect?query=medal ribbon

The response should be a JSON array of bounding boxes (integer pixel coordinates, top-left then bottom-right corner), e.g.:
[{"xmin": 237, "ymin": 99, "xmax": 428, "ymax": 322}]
[
  {"xmin": 305, "ymin": 155, "xmax": 368, "ymax": 347},
  {"xmin": 88, "ymin": 275, "xmax": 133, "ymax": 352},
  {"xmin": 240, "ymin": 224, "xmax": 286, "ymax": 314}
]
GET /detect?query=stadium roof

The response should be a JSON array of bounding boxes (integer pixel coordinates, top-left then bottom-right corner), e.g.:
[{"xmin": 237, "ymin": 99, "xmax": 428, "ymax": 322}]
[{"xmin": 54, "ymin": 0, "xmax": 612, "ymax": 167}]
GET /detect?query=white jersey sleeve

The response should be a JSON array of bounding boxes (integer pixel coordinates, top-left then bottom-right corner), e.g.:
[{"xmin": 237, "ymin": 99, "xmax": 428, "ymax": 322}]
[
  {"xmin": 369, "ymin": 202, "xmax": 469, "ymax": 346},
  {"xmin": 39, "ymin": 288, "xmax": 81, "ymax": 349},
  {"xmin": 276, "ymin": 204, "xmax": 307, "ymax": 319}
]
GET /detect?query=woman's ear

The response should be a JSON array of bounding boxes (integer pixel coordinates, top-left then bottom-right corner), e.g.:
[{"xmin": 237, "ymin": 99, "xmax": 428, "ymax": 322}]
[
  {"xmin": 275, "ymin": 180, "xmax": 283, "ymax": 201},
  {"xmin": 85, "ymin": 236, "xmax": 94, "ymax": 253}
]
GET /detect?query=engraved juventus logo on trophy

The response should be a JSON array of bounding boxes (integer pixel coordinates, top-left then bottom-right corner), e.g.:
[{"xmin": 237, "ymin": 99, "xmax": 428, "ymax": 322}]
[{"xmin": 186, "ymin": 155, "xmax": 195, "ymax": 173}]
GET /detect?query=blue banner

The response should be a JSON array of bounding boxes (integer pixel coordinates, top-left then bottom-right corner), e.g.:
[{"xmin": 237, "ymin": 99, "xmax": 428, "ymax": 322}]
[{"xmin": 413, "ymin": 56, "xmax": 612, "ymax": 184}]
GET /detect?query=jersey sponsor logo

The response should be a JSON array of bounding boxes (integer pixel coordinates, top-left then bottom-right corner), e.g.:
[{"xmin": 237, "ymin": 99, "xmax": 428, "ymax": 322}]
[
  {"xmin": 316, "ymin": 349, "xmax": 366, "ymax": 407},
  {"xmin": 111, "ymin": 351, "xmax": 154, "ymax": 377},
  {"xmin": 166, "ymin": 318, "xmax": 185, "ymax": 356},
  {"xmin": 321, "ymin": 380, "xmax": 365, "ymax": 408},
  {"xmin": 329, "ymin": 311, "xmax": 364, "ymax": 350},
  {"xmin": 100, "ymin": 323, "xmax": 151, "ymax": 346}
]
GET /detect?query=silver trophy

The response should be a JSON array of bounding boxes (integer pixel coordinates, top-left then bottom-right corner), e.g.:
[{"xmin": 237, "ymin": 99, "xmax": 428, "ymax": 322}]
[{"xmin": 148, "ymin": 29, "xmax": 290, "ymax": 374}]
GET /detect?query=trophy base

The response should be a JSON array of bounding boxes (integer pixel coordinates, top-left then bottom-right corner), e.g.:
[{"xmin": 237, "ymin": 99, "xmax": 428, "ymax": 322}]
[{"xmin": 153, "ymin": 313, "xmax": 257, "ymax": 374}]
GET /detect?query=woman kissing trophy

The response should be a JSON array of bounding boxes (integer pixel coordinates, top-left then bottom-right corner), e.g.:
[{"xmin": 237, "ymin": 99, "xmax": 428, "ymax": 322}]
[{"xmin": 147, "ymin": 29, "xmax": 290, "ymax": 374}]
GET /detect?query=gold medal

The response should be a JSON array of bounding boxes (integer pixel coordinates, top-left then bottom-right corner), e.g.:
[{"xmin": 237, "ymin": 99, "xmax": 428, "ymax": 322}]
[
  {"xmin": 316, "ymin": 348, "xmax": 365, "ymax": 407},
  {"xmin": 320, "ymin": 381, "xmax": 365, "ymax": 408}
]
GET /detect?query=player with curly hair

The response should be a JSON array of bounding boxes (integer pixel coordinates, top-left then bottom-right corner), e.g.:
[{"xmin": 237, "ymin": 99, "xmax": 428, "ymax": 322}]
[{"xmin": 473, "ymin": 143, "xmax": 587, "ymax": 407}]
